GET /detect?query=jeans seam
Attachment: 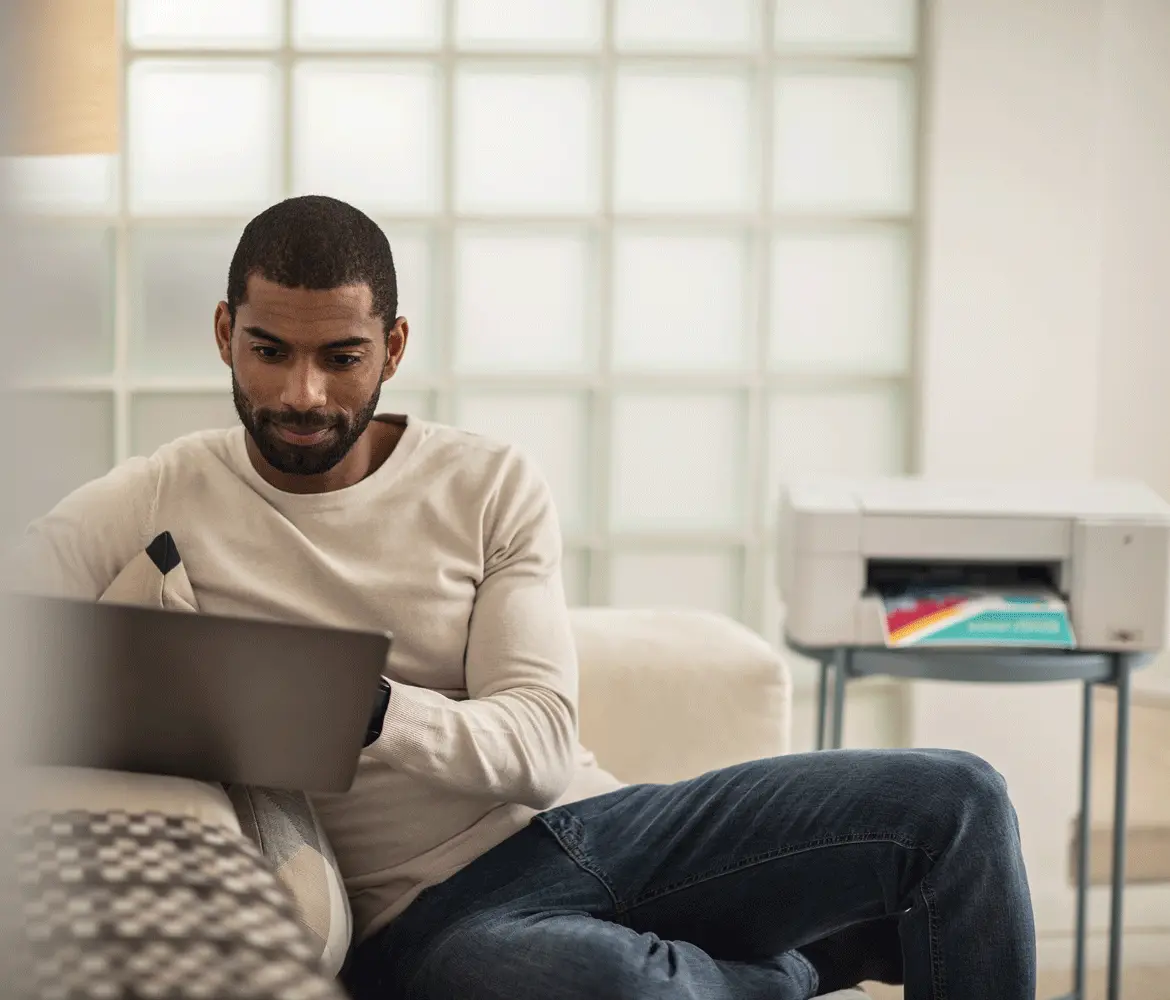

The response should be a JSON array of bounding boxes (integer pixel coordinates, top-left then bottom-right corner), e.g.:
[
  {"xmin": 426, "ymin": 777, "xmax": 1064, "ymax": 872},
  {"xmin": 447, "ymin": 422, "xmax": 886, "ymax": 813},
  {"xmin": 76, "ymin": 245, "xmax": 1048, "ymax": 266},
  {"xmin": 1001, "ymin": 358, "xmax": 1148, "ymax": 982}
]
[
  {"xmin": 921, "ymin": 877, "xmax": 947, "ymax": 1000},
  {"xmin": 618, "ymin": 830, "xmax": 938, "ymax": 911},
  {"xmin": 535, "ymin": 814, "xmax": 622, "ymax": 913},
  {"xmin": 790, "ymin": 946, "xmax": 821, "ymax": 996}
]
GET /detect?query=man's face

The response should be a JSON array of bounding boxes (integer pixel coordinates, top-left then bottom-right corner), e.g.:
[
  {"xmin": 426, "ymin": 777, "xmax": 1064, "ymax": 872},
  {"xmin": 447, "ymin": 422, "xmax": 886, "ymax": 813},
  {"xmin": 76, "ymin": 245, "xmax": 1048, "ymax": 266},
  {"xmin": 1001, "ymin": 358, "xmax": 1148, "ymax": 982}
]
[{"xmin": 214, "ymin": 276, "xmax": 405, "ymax": 477}]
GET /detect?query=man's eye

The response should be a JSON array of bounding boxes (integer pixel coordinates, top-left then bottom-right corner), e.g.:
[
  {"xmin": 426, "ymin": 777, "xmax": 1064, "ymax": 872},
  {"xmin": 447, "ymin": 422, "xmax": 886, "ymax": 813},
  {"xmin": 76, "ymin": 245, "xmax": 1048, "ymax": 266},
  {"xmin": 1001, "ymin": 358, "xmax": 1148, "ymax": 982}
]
[
  {"xmin": 253, "ymin": 345, "xmax": 281, "ymax": 360},
  {"xmin": 331, "ymin": 355, "xmax": 363, "ymax": 368}
]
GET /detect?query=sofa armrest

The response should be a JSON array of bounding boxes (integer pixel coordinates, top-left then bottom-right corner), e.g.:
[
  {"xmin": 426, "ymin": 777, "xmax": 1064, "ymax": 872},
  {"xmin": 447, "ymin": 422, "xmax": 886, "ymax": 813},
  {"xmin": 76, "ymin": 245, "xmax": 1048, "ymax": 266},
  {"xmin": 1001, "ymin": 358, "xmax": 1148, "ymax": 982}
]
[
  {"xmin": 570, "ymin": 608, "xmax": 792, "ymax": 786},
  {"xmin": 16, "ymin": 766, "xmax": 241, "ymax": 834}
]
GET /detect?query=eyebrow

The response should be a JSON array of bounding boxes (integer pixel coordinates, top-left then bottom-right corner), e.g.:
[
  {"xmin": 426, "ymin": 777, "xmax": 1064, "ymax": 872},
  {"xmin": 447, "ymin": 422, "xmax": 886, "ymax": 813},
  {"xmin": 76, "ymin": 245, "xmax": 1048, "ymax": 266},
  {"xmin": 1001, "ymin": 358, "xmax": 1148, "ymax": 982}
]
[{"xmin": 242, "ymin": 326, "xmax": 374, "ymax": 350}]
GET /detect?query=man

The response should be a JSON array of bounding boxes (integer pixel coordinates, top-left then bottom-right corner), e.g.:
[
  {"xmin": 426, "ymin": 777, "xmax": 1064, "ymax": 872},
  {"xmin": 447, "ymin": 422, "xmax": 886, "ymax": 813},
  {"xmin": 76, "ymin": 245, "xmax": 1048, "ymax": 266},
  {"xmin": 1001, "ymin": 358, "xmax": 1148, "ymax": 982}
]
[{"xmin": 17, "ymin": 196, "xmax": 1035, "ymax": 1000}]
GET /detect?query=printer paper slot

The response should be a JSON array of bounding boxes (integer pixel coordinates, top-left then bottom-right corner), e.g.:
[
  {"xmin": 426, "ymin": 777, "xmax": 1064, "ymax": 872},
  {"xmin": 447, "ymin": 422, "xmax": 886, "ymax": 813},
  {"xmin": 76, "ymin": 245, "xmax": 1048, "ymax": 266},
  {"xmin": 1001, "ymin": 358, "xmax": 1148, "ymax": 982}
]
[
  {"xmin": 868, "ymin": 561, "xmax": 1075, "ymax": 649},
  {"xmin": 866, "ymin": 559, "xmax": 1062, "ymax": 596}
]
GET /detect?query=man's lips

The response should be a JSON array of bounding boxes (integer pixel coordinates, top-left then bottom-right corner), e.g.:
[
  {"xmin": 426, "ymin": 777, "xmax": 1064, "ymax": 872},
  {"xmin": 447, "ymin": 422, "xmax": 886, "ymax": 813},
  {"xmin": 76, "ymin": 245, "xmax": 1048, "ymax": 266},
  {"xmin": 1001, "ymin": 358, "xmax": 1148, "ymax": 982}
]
[{"xmin": 273, "ymin": 424, "xmax": 334, "ymax": 445}]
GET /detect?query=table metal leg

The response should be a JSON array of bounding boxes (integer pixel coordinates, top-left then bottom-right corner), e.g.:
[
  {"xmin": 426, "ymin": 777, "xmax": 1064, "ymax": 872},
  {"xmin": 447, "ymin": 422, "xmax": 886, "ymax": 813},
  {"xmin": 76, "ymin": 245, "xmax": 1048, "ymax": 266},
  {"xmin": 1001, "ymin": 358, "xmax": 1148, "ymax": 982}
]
[
  {"xmin": 1072, "ymin": 681, "xmax": 1093, "ymax": 1000},
  {"xmin": 816, "ymin": 659, "xmax": 830, "ymax": 751},
  {"xmin": 1107, "ymin": 655, "xmax": 1133, "ymax": 1000},
  {"xmin": 831, "ymin": 648, "xmax": 849, "ymax": 750}
]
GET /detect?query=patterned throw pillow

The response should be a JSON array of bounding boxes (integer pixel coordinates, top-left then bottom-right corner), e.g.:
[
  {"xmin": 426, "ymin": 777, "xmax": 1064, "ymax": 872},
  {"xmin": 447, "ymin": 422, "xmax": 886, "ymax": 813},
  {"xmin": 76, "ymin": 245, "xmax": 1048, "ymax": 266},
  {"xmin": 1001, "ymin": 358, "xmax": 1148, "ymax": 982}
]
[
  {"xmin": 225, "ymin": 785, "xmax": 353, "ymax": 976},
  {"xmin": 97, "ymin": 532, "xmax": 354, "ymax": 977},
  {"xmin": 12, "ymin": 808, "xmax": 347, "ymax": 1000}
]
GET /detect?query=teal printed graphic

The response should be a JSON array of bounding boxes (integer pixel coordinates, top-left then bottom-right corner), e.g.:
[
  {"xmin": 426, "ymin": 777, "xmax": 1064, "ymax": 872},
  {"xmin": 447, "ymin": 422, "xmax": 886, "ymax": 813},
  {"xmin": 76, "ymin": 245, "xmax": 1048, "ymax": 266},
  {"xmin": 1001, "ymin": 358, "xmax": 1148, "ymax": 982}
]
[{"xmin": 917, "ymin": 610, "xmax": 1075, "ymax": 648}]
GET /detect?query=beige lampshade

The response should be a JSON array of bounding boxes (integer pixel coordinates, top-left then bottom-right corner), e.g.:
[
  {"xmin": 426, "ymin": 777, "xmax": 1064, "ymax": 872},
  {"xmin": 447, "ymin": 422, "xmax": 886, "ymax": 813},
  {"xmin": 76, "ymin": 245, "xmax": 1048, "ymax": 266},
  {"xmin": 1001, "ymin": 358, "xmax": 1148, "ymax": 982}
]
[{"xmin": 2, "ymin": 0, "xmax": 120, "ymax": 156}]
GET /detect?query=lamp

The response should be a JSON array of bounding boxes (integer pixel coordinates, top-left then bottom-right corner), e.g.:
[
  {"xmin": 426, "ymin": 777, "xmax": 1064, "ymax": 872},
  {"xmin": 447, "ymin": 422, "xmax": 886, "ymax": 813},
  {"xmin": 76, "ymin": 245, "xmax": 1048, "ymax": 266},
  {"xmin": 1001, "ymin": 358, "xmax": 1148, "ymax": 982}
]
[{"xmin": 1, "ymin": 0, "xmax": 119, "ymax": 157}]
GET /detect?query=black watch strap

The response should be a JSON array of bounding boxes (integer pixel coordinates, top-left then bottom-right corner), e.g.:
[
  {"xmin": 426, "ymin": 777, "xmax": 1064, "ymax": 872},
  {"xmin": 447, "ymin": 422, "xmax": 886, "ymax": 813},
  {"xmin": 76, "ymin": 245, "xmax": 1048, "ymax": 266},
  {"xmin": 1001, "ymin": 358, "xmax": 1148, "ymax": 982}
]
[{"xmin": 363, "ymin": 676, "xmax": 392, "ymax": 747}]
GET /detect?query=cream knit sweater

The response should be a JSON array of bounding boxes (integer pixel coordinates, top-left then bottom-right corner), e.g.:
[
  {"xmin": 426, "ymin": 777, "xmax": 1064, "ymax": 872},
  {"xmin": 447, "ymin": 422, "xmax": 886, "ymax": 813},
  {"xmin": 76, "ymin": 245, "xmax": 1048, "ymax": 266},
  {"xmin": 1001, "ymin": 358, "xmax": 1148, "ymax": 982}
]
[{"xmin": 16, "ymin": 416, "xmax": 624, "ymax": 941}]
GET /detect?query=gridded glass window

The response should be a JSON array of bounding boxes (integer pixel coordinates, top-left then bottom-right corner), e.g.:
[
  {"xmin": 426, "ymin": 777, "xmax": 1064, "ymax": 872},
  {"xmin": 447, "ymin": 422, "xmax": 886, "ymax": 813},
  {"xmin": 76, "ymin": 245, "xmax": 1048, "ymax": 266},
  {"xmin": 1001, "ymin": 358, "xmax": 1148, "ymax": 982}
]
[
  {"xmin": 610, "ymin": 548, "xmax": 743, "ymax": 618},
  {"xmin": 610, "ymin": 393, "xmax": 748, "ymax": 533},
  {"xmin": 292, "ymin": 63, "xmax": 441, "ymax": 213},
  {"xmin": 453, "ymin": 231, "xmax": 595, "ymax": 373},
  {"xmin": 8, "ymin": 225, "xmax": 116, "ymax": 379},
  {"xmin": 293, "ymin": 0, "xmax": 444, "ymax": 51},
  {"xmin": 130, "ymin": 226, "xmax": 240, "ymax": 378},
  {"xmin": 612, "ymin": 230, "xmax": 751, "ymax": 372},
  {"xmin": 614, "ymin": 70, "xmax": 755, "ymax": 213},
  {"xmin": 770, "ymin": 227, "xmax": 911, "ymax": 374},
  {"xmin": 615, "ymin": 0, "xmax": 759, "ymax": 52},
  {"xmin": 127, "ymin": 60, "xmax": 282, "ymax": 215},
  {"xmin": 773, "ymin": 68, "xmax": 916, "ymax": 214},
  {"xmin": 16, "ymin": 1, "xmax": 921, "ymax": 634},
  {"xmin": 455, "ymin": 0, "xmax": 604, "ymax": 51},
  {"xmin": 455, "ymin": 69, "xmax": 601, "ymax": 214}
]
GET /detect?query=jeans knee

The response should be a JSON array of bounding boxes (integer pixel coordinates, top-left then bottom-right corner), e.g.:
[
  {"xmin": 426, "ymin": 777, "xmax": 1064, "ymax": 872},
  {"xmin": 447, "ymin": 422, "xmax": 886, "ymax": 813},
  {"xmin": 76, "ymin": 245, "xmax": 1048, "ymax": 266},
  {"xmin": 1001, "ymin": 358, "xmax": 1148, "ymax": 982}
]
[{"xmin": 931, "ymin": 750, "xmax": 1015, "ymax": 826}]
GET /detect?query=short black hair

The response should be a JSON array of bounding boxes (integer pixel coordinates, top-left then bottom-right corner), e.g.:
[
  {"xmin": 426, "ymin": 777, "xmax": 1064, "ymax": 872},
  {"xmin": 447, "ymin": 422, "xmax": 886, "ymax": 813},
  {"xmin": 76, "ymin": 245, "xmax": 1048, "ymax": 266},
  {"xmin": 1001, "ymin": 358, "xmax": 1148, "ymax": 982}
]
[{"xmin": 226, "ymin": 195, "xmax": 398, "ymax": 337}]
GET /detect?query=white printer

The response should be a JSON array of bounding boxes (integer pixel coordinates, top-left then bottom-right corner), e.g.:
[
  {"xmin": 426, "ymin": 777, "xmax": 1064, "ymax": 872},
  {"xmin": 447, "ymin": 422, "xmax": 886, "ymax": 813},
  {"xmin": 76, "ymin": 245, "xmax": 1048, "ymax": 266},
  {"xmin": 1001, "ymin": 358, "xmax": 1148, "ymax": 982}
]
[{"xmin": 778, "ymin": 478, "xmax": 1170, "ymax": 651}]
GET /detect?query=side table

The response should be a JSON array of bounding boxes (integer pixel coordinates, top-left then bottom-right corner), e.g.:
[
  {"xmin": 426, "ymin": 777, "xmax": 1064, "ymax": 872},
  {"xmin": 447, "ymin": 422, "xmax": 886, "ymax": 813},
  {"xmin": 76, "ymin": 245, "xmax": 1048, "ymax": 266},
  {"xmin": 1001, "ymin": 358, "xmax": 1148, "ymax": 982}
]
[{"xmin": 787, "ymin": 639, "xmax": 1150, "ymax": 1000}]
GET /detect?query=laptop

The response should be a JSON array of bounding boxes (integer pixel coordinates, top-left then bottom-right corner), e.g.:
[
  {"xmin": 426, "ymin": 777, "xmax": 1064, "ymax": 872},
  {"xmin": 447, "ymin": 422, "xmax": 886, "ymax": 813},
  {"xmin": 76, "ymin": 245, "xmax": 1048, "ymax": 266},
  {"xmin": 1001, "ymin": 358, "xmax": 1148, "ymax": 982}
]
[{"xmin": 9, "ymin": 595, "xmax": 391, "ymax": 793}]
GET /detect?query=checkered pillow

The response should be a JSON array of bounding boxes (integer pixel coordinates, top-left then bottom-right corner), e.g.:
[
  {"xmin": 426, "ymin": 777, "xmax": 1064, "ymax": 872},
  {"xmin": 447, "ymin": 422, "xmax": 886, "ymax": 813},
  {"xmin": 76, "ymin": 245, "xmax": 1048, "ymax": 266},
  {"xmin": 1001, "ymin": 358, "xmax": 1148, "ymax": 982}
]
[
  {"xmin": 12, "ymin": 808, "xmax": 347, "ymax": 999},
  {"xmin": 97, "ymin": 532, "xmax": 354, "ymax": 977}
]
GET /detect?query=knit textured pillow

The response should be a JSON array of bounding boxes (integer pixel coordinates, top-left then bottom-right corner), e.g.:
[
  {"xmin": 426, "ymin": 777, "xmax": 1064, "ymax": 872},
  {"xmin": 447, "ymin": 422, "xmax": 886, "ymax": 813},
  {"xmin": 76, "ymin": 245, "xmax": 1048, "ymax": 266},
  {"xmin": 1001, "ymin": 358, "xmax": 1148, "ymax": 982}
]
[{"xmin": 98, "ymin": 532, "xmax": 354, "ymax": 977}]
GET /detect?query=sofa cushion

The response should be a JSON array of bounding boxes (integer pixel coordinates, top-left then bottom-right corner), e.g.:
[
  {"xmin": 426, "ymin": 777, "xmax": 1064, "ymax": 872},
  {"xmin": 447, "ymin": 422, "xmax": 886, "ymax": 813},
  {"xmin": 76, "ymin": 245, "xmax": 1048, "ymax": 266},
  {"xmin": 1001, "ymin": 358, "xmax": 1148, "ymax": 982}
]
[
  {"xmin": 94, "ymin": 532, "xmax": 353, "ymax": 977},
  {"xmin": 16, "ymin": 765, "xmax": 241, "ymax": 834},
  {"xmin": 570, "ymin": 607, "xmax": 791, "ymax": 785}
]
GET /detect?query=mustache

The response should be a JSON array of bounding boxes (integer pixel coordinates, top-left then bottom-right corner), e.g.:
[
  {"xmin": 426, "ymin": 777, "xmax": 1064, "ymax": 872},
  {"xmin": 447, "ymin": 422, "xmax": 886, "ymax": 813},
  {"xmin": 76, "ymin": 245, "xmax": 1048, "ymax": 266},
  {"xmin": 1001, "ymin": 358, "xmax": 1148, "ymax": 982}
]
[{"xmin": 259, "ymin": 410, "xmax": 341, "ymax": 431}]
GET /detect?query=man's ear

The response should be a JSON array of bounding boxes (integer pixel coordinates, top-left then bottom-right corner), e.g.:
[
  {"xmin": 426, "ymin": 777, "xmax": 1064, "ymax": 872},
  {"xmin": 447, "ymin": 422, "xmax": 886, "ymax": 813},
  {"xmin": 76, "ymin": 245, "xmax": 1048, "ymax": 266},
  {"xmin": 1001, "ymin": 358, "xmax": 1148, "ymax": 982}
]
[
  {"xmin": 383, "ymin": 317, "xmax": 410, "ymax": 382},
  {"xmin": 214, "ymin": 302, "xmax": 233, "ymax": 367}
]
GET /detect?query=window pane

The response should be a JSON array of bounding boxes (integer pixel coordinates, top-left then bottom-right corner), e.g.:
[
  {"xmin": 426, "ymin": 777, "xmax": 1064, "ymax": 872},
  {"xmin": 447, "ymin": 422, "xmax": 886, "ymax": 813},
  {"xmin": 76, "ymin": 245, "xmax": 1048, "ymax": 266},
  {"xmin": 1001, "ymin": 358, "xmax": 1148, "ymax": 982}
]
[
  {"xmin": 293, "ymin": 0, "xmax": 443, "ymax": 50},
  {"xmin": 609, "ymin": 549, "xmax": 742, "ymax": 618},
  {"xmin": 7, "ymin": 226, "xmax": 114, "ymax": 379},
  {"xmin": 454, "ymin": 232, "xmax": 592, "ymax": 372},
  {"xmin": 616, "ymin": 0, "xmax": 758, "ymax": 51},
  {"xmin": 454, "ymin": 392, "xmax": 589, "ymax": 533},
  {"xmin": 0, "ymin": 155, "xmax": 118, "ymax": 216},
  {"xmin": 775, "ymin": 0, "xmax": 917, "ymax": 55},
  {"xmin": 455, "ymin": 70, "xmax": 599, "ymax": 213},
  {"xmin": 126, "ymin": 0, "xmax": 283, "ymax": 49},
  {"xmin": 128, "ymin": 61, "xmax": 281, "ymax": 215},
  {"xmin": 612, "ymin": 231, "xmax": 749, "ymax": 371},
  {"xmin": 774, "ymin": 70, "xmax": 915, "ymax": 214},
  {"xmin": 616, "ymin": 72, "xmax": 754, "ymax": 213},
  {"xmin": 375, "ymin": 389, "xmax": 435, "ymax": 419},
  {"xmin": 456, "ymin": 0, "xmax": 602, "ymax": 49},
  {"xmin": 385, "ymin": 231, "xmax": 436, "ymax": 374},
  {"xmin": 12, "ymin": 392, "xmax": 114, "ymax": 525},
  {"xmin": 130, "ymin": 226, "xmax": 239, "ymax": 378},
  {"xmin": 130, "ymin": 393, "xmax": 237, "ymax": 457},
  {"xmin": 293, "ymin": 63, "xmax": 440, "ymax": 212},
  {"xmin": 562, "ymin": 548, "xmax": 589, "ymax": 606},
  {"xmin": 611, "ymin": 393, "xmax": 746, "ymax": 531},
  {"xmin": 770, "ymin": 227, "xmax": 910, "ymax": 375},
  {"xmin": 767, "ymin": 387, "xmax": 906, "ymax": 515}
]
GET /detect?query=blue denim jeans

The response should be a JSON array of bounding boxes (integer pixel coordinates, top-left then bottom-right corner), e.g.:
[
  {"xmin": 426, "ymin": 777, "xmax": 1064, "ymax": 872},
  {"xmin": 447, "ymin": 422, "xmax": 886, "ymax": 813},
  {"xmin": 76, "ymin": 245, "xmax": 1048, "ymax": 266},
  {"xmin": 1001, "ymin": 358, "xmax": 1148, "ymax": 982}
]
[{"xmin": 342, "ymin": 749, "xmax": 1036, "ymax": 1000}]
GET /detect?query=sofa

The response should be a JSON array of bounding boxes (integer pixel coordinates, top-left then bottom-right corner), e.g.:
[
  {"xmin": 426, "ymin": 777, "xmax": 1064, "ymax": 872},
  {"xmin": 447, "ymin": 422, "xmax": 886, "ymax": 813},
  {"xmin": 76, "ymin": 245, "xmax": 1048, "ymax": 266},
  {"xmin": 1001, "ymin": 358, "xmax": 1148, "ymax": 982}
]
[{"xmin": 15, "ymin": 606, "xmax": 871, "ymax": 1000}]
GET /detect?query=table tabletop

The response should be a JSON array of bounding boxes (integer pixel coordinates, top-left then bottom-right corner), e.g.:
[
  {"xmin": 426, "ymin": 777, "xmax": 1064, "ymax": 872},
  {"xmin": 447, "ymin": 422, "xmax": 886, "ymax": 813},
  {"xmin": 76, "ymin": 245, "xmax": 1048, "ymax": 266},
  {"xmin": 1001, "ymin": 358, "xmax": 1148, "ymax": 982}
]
[{"xmin": 784, "ymin": 639, "xmax": 1152, "ymax": 685}]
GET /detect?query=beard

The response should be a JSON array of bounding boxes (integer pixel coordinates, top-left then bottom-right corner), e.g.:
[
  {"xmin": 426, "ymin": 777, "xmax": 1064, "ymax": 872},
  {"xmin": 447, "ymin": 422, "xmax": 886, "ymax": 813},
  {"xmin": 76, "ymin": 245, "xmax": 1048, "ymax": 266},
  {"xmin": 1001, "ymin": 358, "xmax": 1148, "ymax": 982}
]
[{"xmin": 232, "ymin": 373, "xmax": 382, "ymax": 477}]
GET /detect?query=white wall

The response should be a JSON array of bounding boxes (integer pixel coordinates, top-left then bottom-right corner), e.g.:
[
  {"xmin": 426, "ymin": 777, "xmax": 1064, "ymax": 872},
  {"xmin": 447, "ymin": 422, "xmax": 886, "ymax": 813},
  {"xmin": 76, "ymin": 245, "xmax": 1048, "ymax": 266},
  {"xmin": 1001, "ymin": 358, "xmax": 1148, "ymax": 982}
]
[
  {"xmin": 1094, "ymin": 0, "xmax": 1170, "ymax": 498},
  {"xmin": 915, "ymin": 0, "xmax": 1170, "ymax": 965}
]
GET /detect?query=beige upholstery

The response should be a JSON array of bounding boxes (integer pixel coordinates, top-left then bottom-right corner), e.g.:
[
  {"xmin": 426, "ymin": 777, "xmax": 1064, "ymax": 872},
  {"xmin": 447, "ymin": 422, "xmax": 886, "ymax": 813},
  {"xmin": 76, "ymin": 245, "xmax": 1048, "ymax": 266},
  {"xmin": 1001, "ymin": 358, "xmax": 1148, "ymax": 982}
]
[
  {"xmin": 17, "ymin": 765, "xmax": 240, "ymax": 834},
  {"xmin": 571, "ymin": 607, "xmax": 792, "ymax": 784}
]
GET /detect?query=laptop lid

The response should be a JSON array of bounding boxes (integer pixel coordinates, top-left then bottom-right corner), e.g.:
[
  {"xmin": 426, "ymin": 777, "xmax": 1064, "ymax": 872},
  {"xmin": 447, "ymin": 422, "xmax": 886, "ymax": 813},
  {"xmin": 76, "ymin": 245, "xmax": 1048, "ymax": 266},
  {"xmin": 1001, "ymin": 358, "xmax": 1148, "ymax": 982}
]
[{"xmin": 11, "ymin": 596, "xmax": 391, "ymax": 794}]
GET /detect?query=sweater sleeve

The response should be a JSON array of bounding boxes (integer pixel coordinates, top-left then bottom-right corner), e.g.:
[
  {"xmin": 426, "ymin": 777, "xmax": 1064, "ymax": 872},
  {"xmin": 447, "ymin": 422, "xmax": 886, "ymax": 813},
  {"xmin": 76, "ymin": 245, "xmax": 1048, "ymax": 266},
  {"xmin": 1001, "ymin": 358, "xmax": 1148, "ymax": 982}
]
[
  {"xmin": 365, "ymin": 452, "xmax": 578, "ymax": 809},
  {"xmin": 7, "ymin": 457, "xmax": 160, "ymax": 599}
]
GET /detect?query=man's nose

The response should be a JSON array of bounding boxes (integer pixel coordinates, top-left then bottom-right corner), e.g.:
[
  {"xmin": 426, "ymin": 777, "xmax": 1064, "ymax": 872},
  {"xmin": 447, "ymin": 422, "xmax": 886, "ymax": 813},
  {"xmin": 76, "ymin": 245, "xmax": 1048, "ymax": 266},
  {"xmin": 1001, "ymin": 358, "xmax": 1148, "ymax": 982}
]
[{"xmin": 280, "ymin": 361, "xmax": 328, "ymax": 412}]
